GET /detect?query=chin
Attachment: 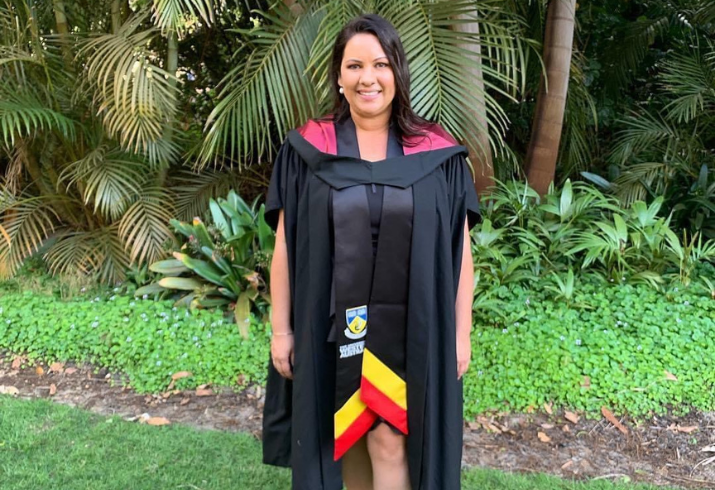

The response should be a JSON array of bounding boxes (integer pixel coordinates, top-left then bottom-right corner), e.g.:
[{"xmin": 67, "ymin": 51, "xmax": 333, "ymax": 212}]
[{"xmin": 354, "ymin": 104, "xmax": 391, "ymax": 119}]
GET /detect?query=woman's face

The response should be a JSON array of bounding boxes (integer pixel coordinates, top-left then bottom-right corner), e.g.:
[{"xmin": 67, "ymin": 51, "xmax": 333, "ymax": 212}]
[{"xmin": 338, "ymin": 33, "xmax": 396, "ymax": 121}]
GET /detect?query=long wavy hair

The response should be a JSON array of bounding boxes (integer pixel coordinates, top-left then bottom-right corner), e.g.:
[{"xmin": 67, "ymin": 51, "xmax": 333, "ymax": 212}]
[{"xmin": 328, "ymin": 14, "xmax": 429, "ymax": 142}]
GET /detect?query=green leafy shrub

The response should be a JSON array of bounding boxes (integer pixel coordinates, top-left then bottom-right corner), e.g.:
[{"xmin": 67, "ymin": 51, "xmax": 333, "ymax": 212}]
[
  {"xmin": 1, "ymin": 277, "xmax": 713, "ymax": 418},
  {"xmin": 474, "ymin": 179, "xmax": 715, "ymax": 309},
  {"xmin": 597, "ymin": 38, "xmax": 715, "ymax": 240},
  {"xmin": 138, "ymin": 190, "xmax": 274, "ymax": 336},
  {"xmin": 0, "ymin": 291, "xmax": 270, "ymax": 393},
  {"xmin": 466, "ymin": 272, "xmax": 715, "ymax": 418}
]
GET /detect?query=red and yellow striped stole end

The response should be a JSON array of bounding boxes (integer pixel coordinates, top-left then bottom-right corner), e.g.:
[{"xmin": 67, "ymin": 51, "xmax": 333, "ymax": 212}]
[
  {"xmin": 360, "ymin": 348, "xmax": 408, "ymax": 434},
  {"xmin": 334, "ymin": 389, "xmax": 377, "ymax": 461}
]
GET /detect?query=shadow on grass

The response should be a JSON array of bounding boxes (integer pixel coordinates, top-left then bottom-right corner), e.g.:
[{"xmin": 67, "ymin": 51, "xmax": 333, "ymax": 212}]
[{"xmin": 0, "ymin": 396, "xmax": 674, "ymax": 490}]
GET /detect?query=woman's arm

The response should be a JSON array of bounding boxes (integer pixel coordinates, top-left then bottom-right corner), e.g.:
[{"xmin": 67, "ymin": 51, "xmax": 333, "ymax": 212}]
[
  {"xmin": 456, "ymin": 219, "xmax": 473, "ymax": 379},
  {"xmin": 270, "ymin": 210, "xmax": 294, "ymax": 379}
]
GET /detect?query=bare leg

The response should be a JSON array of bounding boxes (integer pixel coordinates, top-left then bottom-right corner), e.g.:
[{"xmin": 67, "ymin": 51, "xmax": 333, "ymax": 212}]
[
  {"xmin": 367, "ymin": 424, "xmax": 410, "ymax": 490},
  {"xmin": 342, "ymin": 436, "xmax": 373, "ymax": 490}
]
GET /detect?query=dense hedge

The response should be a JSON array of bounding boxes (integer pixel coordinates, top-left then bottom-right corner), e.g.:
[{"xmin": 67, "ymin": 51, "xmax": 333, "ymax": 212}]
[
  {"xmin": 467, "ymin": 280, "xmax": 715, "ymax": 417},
  {"xmin": 1, "ymin": 282, "xmax": 714, "ymax": 418},
  {"xmin": 0, "ymin": 292, "xmax": 270, "ymax": 393}
]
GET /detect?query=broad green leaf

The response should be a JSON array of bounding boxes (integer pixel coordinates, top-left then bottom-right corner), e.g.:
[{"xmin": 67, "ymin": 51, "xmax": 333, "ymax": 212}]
[
  {"xmin": 149, "ymin": 259, "xmax": 189, "ymax": 276},
  {"xmin": 613, "ymin": 215, "xmax": 628, "ymax": 243},
  {"xmin": 173, "ymin": 251, "xmax": 224, "ymax": 286},
  {"xmin": 209, "ymin": 198, "xmax": 230, "ymax": 239},
  {"xmin": 559, "ymin": 179, "xmax": 573, "ymax": 220},
  {"xmin": 158, "ymin": 277, "xmax": 204, "ymax": 290},
  {"xmin": 134, "ymin": 283, "xmax": 169, "ymax": 296}
]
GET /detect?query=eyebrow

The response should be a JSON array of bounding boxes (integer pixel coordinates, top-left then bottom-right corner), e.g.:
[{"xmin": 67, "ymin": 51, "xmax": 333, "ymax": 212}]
[{"xmin": 345, "ymin": 56, "xmax": 389, "ymax": 63}]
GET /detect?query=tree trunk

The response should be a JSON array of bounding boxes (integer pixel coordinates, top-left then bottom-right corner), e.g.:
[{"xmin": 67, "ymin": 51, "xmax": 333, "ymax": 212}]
[
  {"xmin": 166, "ymin": 30, "xmax": 179, "ymax": 97},
  {"xmin": 454, "ymin": 12, "xmax": 495, "ymax": 197},
  {"xmin": 157, "ymin": 29, "xmax": 179, "ymax": 185},
  {"xmin": 111, "ymin": 0, "xmax": 121, "ymax": 33},
  {"xmin": 524, "ymin": 0, "xmax": 576, "ymax": 195},
  {"xmin": 52, "ymin": 0, "xmax": 73, "ymax": 69}
]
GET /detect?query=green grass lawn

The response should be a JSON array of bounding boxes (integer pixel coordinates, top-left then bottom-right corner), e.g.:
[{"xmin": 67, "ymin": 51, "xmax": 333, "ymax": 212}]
[{"xmin": 0, "ymin": 396, "xmax": 676, "ymax": 490}]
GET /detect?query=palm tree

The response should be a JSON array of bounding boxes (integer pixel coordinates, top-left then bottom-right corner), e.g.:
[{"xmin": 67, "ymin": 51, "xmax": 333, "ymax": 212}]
[
  {"xmin": 606, "ymin": 38, "xmax": 715, "ymax": 238},
  {"xmin": 197, "ymin": 0, "xmax": 528, "ymax": 186},
  {"xmin": 598, "ymin": 0, "xmax": 715, "ymax": 96},
  {"xmin": 524, "ymin": 0, "xmax": 576, "ymax": 195},
  {"xmin": 1, "ymin": 0, "xmax": 534, "ymax": 283},
  {"xmin": 0, "ymin": 0, "xmax": 215, "ymax": 283}
]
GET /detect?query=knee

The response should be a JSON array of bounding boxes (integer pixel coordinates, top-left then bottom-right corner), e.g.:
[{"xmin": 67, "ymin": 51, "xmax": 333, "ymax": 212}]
[{"xmin": 367, "ymin": 424, "xmax": 406, "ymax": 463}]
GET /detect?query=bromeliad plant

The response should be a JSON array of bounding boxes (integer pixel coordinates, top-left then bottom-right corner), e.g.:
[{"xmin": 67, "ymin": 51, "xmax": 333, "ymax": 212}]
[{"xmin": 137, "ymin": 190, "xmax": 274, "ymax": 336}]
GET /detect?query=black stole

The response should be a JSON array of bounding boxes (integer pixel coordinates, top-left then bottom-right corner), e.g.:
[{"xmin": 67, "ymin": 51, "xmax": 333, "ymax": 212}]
[{"xmin": 331, "ymin": 119, "xmax": 413, "ymax": 460}]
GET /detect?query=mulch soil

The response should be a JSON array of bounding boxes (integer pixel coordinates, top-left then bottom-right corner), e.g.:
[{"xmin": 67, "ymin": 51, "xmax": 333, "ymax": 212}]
[{"xmin": 0, "ymin": 353, "xmax": 713, "ymax": 489}]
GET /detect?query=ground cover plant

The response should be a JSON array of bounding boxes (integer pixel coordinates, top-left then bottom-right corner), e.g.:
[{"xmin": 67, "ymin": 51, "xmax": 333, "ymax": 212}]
[
  {"xmin": 466, "ymin": 276, "xmax": 715, "ymax": 417},
  {"xmin": 0, "ymin": 291, "xmax": 270, "ymax": 394},
  {"xmin": 0, "ymin": 396, "xmax": 677, "ymax": 490},
  {"xmin": 1, "ymin": 273, "xmax": 713, "ymax": 420}
]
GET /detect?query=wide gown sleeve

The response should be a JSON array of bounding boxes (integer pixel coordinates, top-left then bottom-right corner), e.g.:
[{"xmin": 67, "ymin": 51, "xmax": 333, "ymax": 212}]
[
  {"xmin": 264, "ymin": 142, "xmax": 290, "ymax": 231},
  {"xmin": 445, "ymin": 154, "xmax": 481, "ymax": 230}
]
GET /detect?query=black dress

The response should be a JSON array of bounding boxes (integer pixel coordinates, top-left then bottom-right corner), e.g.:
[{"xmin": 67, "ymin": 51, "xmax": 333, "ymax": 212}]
[{"xmin": 262, "ymin": 116, "xmax": 480, "ymax": 490}]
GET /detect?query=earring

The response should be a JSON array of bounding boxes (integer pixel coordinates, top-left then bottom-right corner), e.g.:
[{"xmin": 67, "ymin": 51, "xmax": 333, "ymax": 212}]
[{"xmin": 339, "ymin": 86, "xmax": 344, "ymax": 94}]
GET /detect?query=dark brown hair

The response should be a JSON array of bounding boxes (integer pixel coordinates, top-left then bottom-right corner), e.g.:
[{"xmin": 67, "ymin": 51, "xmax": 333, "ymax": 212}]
[{"xmin": 328, "ymin": 14, "xmax": 429, "ymax": 142}]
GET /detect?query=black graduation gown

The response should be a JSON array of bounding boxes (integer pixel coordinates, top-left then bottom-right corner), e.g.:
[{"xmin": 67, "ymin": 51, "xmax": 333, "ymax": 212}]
[{"xmin": 262, "ymin": 119, "xmax": 481, "ymax": 490}]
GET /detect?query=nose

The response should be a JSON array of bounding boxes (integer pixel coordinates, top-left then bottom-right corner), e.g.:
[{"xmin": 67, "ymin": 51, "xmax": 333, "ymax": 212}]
[{"xmin": 359, "ymin": 66, "xmax": 376, "ymax": 86}]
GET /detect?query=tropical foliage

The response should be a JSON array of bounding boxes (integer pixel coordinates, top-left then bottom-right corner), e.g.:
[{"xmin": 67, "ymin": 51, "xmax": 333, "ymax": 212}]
[
  {"xmin": 0, "ymin": 0, "xmax": 256, "ymax": 283},
  {"xmin": 602, "ymin": 38, "xmax": 715, "ymax": 239},
  {"xmin": 199, "ymin": 0, "xmax": 529, "ymax": 169},
  {"xmin": 498, "ymin": 0, "xmax": 714, "ymax": 238},
  {"xmin": 1, "ymin": 0, "xmax": 713, "ymax": 288},
  {"xmin": 472, "ymin": 179, "xmax": 715, "ymax": 318},
  {"xmin": 137, "ymin": 190, "xmax": 274, "ymax": 337},
  {"xmin": 0, "ymin": 0, "xmax": 530, "ymax": 284}
]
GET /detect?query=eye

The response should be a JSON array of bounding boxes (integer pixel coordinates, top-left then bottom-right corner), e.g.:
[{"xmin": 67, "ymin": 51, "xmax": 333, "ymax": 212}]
[
  {"xmin": 347, "ymin": 63, "xmax": 360, "ymax": 70},
  {"xmin": 376, "ymin": 62, "xmax": 389, "ymax": 68}
]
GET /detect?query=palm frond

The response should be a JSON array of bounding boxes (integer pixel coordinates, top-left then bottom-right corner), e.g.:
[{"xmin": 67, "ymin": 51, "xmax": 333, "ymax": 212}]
[
  {"xmin": 660, "ymin": 40, "xmax": 715, "ymax": 123},
  {"xmin": 0, "ymin": 46, "xmax": 43, "ymax": 86},
  {"xmin": 0, "ymin": 1, "xmax": 73, "ymax": 96},
  {"xmin": 0, "ymin": 193, "xmax": 61, "ymax": 278},
  {"xmin": 58, "ymin": 145, "xmax": 146, "ymax": 221},
  {"xmin": 613, "ymin": 162, "xmax": 667, "ymax": 206},
  {"xmin": 118, "ymin": 185, "xmax": 175, "ymax": 265},
  {"xmin": 198, "ymin": 2, "xmax": 323, "ymax": 169},
  {"xmin": 78, "ymin": 12, "xmax": 180, "ymax": 166},
  {"xmin": 152, "ymin": 0, "xmax": 215, "ymax": 36},
  {"xmin": 601, "ymin": 15, "xmax": 671, "ymax": 93},
  {"xmin": 690, "ymin": 1, "xmax": 715, "ymax": 25},
  {"xmin": 172, "ymin": 168, "xmax": 254, "ymax": 221},
  {"xmin": 608, "ymin": 110, "xmax": 678, "ymax": 166},
  {"xmin": 44, "ymin": 226, "xmax": 130, "ymax": 284},
  {"xmin": 0, "ymin": 88, "xmax": 76, "ymax": 147},
  {"xmin": 4, "ymin": 144, "xmax": 26, "ymax": 194},
  {"xmin": 379, "ymin": 0, "xmax": 523, "ymax": 146}
]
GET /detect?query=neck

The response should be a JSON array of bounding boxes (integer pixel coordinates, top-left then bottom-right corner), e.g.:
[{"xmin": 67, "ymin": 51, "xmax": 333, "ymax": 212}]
[{"xmin": 350, "ymin": 107, "xmax": 391, "ymax": 134}]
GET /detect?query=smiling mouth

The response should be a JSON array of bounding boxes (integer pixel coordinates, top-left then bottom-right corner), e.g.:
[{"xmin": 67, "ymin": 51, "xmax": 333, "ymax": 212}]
[{"xmin": 357, "ymin": 90, "xmax": 381, "ymax": 96}]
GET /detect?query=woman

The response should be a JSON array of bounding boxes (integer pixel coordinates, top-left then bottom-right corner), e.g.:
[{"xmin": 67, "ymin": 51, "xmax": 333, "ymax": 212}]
[{"xmin": 262, "ymin": 14, "xmax": 480, "ymax": 490}]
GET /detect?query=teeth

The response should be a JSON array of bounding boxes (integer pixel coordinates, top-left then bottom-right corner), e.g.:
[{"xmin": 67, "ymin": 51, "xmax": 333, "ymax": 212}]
[{"xmin": 359, "ymin": 91, "xmax": 379, "ymax": 95}]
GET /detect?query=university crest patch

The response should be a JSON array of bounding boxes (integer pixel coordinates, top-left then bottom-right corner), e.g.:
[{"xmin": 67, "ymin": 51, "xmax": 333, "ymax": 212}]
[{"xmin": 345, "ymin": 305, "xmax": 368, "ymax": 340}]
